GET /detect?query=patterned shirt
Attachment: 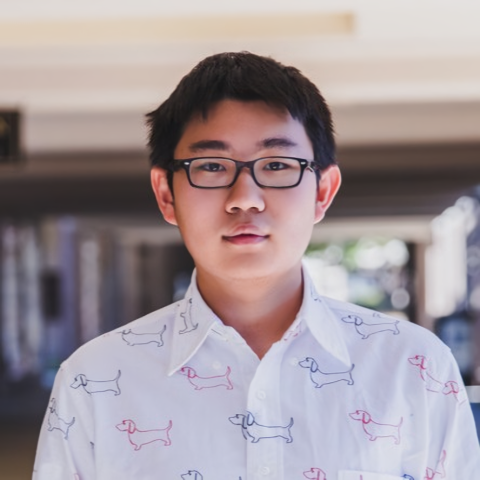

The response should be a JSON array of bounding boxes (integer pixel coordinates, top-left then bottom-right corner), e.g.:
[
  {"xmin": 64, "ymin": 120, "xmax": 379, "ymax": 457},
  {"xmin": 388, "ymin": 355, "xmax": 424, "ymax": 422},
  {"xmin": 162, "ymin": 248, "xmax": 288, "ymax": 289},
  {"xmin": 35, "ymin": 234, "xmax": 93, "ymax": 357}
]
[{"xmin": 33, "ymin": 268, "xmax": 480, "ymax": 480}]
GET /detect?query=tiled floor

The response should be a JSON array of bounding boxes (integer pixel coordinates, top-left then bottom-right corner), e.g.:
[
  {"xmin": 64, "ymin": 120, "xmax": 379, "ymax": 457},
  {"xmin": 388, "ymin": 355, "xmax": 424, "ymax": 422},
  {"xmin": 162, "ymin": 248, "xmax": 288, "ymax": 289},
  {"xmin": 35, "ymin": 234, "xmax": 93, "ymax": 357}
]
[{"xmin": 0, "ymin": 423, "xmax": 40, "ymax": 480}]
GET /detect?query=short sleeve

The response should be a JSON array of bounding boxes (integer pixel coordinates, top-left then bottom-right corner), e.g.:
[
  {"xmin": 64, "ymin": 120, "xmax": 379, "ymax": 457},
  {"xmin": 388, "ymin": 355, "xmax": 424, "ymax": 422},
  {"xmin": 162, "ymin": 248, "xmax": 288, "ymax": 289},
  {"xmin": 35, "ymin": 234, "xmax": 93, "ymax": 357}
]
[
  {"xmin": 33, "ymin": 362, "xmax": 96, "ymax": 480},
  {"xmin": 425, "ymin": 347, "xmax": 480, "ymax": 479}
]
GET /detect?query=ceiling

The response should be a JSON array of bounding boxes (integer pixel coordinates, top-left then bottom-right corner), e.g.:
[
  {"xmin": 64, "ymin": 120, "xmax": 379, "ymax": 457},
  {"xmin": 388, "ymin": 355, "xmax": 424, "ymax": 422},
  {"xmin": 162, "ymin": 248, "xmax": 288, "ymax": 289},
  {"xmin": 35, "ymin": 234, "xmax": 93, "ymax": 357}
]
[{"xmin": 1, "ymin": 1, "xmax": 480, "ymax": 218}]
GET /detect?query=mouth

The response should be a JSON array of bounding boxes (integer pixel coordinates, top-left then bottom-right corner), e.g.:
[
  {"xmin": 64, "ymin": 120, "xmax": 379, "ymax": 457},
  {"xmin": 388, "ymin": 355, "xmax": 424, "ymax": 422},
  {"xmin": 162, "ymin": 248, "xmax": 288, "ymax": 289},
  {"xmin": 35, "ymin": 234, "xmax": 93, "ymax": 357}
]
[
  {"xmin": 222, "ymin": 233, "xmax": 269, "ymax": 245},
  {"xmin": 222, "ymin": 224, "xmax": 269, "ymax": 245}
]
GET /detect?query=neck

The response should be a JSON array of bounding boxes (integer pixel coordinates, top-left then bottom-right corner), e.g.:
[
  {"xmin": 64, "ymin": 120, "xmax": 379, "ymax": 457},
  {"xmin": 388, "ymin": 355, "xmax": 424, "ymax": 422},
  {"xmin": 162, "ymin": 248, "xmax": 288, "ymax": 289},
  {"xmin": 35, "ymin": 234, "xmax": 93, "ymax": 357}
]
[{"xmin": 196, "ymin": 265, "xmax": 304, "ymax": 359}]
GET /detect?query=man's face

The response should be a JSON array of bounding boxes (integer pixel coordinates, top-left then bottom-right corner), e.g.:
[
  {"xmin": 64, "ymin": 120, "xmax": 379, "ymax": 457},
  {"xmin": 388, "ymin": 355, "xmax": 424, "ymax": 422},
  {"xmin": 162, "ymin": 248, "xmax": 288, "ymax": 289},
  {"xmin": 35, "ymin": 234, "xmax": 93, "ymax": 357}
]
[{"xmin": 152, "ymin": 99, "xmax": 340, "ymax": 284}]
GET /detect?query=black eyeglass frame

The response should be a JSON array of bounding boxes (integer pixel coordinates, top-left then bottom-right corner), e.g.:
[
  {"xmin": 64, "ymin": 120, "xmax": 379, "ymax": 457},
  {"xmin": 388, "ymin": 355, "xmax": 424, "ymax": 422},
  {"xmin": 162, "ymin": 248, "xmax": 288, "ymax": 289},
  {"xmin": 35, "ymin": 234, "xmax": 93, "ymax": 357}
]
[{"xmin": 170, "ymin": 156, "xmax": 320, "ymax": 189}]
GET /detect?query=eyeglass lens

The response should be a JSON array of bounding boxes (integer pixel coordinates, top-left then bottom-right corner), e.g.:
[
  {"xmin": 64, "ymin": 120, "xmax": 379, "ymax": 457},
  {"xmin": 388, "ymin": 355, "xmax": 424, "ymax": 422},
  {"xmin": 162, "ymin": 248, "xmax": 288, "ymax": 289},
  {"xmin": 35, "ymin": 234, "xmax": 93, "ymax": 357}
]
[{"xmin": 188, "ymin": 157, "xmax": 303, "ymax": 188}]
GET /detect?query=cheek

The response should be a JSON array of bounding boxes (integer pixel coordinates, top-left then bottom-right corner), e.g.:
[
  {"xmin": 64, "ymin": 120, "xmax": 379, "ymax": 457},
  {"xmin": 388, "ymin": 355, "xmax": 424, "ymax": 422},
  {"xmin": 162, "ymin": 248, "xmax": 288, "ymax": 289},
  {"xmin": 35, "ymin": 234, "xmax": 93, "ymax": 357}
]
[
  {"xmin": 269, "ymin": 191, "xmax": 317, "ymax": 250},
  {"xmin": 173, "ymin": 191, "xmax": 223, "ymax": 237},
  {"xmin": 273, "ymin": 188, "xmax": 317, "ymax": 223}
]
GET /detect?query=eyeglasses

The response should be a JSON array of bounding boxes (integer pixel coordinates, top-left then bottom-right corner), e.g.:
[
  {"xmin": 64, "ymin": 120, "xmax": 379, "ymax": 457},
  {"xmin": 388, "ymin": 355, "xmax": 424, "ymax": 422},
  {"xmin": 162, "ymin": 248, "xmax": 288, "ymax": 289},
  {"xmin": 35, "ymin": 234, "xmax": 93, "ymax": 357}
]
[{"xmin": 171, "ymin": 156, "xmax": 319, "ymax": 189}]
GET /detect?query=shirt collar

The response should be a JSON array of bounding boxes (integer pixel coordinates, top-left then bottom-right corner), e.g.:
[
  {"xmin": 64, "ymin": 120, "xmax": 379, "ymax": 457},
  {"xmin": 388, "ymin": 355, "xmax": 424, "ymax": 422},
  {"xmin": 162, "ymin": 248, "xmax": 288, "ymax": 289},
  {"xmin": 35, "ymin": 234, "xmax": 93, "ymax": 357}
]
[
  {"xmin": 167, "ymin": 270, "xmax": 220, "ymax": 376},
  {"xmin": 167, "ymin": 265, "xmax": 352, "ymax": 375},
  {"xmin": 298, "ymin": 264, "xmax": 352, "ymax": 367}
]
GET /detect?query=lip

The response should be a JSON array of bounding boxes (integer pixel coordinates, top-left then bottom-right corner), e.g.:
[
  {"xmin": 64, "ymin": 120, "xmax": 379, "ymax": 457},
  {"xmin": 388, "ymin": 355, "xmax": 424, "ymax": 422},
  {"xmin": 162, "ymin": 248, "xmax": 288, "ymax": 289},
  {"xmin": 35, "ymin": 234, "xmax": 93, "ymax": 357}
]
[
  {"xmin": 223, "ymin": 234, "xmax": 268, "ymax": 245},
  {"xmin": 225, "ymin": 224, "xmax": 267, "ymax": 237},
  {"xmin": 222, "ymin": 225, "xmax": 269, "ymax": 245}
]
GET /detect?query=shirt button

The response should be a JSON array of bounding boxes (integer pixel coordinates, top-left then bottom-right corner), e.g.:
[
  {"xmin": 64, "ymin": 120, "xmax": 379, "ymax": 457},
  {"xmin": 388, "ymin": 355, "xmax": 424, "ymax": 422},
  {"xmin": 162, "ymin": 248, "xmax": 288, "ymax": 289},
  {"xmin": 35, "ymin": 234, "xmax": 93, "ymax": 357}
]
[
  {"xmin": 260, "ymin": 466, "xmax": 270, "ymax": 476},
  {"xmin": 256, "ymin": 390, "xmax": 267, "ymax": 400},
  {"xmin": 290, "ymin": 357, "xmax": 299, "ymax": 366}
]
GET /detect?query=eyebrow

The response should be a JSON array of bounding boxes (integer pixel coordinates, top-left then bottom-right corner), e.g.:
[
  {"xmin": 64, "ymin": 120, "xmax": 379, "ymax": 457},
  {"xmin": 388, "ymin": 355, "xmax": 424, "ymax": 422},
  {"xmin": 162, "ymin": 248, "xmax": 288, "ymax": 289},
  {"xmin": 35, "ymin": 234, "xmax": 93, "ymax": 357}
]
[
  {"xmin": 188, "ymin": 140, "xmax": 229, "ymax": 152},
  {"xmin": 260, "ymin": 137, "xmax": 298, "ymax": 149},
  {"xmin": 188, "ymin": 137, "xmax": 298, "ymax": 153}
]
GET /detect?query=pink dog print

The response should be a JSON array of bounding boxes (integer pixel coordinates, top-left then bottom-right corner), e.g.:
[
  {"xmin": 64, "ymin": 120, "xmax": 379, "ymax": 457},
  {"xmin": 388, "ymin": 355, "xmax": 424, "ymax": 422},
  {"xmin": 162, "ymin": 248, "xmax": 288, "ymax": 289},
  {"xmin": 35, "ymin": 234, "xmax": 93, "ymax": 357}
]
[
  {"xmin": 283, "ymin": 322, "xmax": 302, "ymax": 342},
  {"xmin": 179, "ymin": 366, "xmax": 233, "ymax": 390},
  {"xmin": 442, "ymin": 380, "xmax": 467, "ymax": 404},
  {"xmin": 116, "ymin": 419, "xmax": 172, "ymax": 450},
  {"xmin": 303, "ymin": 467, "xmax": 327, "ymax": 480},
  {"xmin": 408, "ymin": 355, "xmax": 443, "ymax": 392},
  {"xmin": 425, "ymin": 450, "xmax": 446, "ymax": 480},
  {"xmin": 349, "ymin": 410, "xmax": 402, "ymax": 445},
  {"xmin": 409, "ymin": 355, "xmax": 467, "ymax": 403}
]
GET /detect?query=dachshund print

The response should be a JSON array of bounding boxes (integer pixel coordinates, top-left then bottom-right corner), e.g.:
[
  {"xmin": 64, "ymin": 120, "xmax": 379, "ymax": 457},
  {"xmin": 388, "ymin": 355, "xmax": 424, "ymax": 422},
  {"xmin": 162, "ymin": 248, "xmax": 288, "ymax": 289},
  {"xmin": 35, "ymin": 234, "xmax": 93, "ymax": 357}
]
[
  {"xmin": 70, "ymin": 370, "xmax": 121, "ymax": 395},
  {"xmin": 409, "ymin": 355, "xmax": 466, "ymax": 402},
  {"xmin": 179, "ymin": 366, "xmax": 233, "ymax": 390},
  {"xmin": 408, "ymin": 355, "xmax": 443, "ymax": 392},
  {"xmin": 121, "ymin": 324, "xmax": 166, "ymax": 347},
  {"xmin": 349, "ymin": 410, "xmax": 402, "ymax": 445},
  {"xmin": 425, "ymin": 450, "xmax": 446, "ymax": 480},
  {"xmin": 181, "ymin": 471, "xmax": 203, "ymax": 480},
  {"xmin": 180, "ymin": 473, "xmax": 242, "ymax": 480},
  {"xmin": 442, "ymin": 380, "xmax": 467, "ymax": 404},
  {"xmin": 179, "ymin": 298, "xmax": 198, "ymax": 334},
  {"xmin": 303, "ymin": 467, "xmax": 327, "ymax": 480},
  {"xmin": 229, "ymin": 412, "xmax": 293, "ymax": 443},
  {"xmin": 341, "ymin": 314, "xmax": 400, "ymax": 339},
  {"xmin": 47, "ymin": 398, "xmax": 75, "ymax": 440},
  {"xmin": 116, "ymin": 419, "xmax": 172, "ymax": 450},
  {"xmin": 299, "ymin": 357, "xmax": 354, "ymax": 388},
  {"xmin": 283, "ymin": 322, "xmax": 302, "ymax": 342},
  {"xmin": 309, "ymin": 283, "xmax": 323, "ymax": 303}
]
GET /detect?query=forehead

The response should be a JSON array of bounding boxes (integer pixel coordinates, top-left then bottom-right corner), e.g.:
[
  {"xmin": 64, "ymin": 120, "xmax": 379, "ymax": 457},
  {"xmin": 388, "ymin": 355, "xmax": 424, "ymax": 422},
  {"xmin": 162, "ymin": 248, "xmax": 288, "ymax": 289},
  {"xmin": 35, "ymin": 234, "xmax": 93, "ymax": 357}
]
[{"xmin": 175, "ymin": 99, "xmax": 312, "ymax": 158}]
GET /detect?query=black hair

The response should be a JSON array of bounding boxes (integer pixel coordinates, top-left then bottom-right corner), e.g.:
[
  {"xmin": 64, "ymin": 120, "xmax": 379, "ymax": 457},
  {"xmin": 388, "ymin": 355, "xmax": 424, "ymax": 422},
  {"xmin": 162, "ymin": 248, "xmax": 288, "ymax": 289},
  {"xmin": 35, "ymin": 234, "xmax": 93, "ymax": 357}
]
[{"xmin": 146, "ymin": 51, "xmax": 336, "ymax": 188}]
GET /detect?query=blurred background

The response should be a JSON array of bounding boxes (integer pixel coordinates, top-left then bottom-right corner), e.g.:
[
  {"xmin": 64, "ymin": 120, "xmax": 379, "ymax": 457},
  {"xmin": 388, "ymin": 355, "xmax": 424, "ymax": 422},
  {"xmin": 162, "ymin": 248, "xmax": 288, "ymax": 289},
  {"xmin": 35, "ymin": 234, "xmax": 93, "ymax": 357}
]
[{"xmin": 1, "ymin": 0, "xmax": 480, "ymax": 478}]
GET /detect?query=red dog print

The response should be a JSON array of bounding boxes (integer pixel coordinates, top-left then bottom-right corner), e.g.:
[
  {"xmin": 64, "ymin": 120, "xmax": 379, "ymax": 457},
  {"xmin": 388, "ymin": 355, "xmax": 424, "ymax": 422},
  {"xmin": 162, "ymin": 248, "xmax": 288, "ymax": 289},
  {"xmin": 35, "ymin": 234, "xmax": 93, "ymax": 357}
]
[
  {"xmin": 425, "ymin": 450, "xmax": 446, "ymax": 479},
  {"xmin": 179, "ymin": 366, "xmax": 233, "ymax": 390},
  {"xmin": 442, "ymin": 380, "xmax": 467, "ymax": 404},
  {"xmin": 283, "ymin": 322, "xmax": 302, "ymax": 342},
  {"xmin": 408, "ymin": 355, "xmax": 443, "ymax": 392},
  {"xmin": 409, "ymin": 355, "xmax": 467, "ymax": 403},
  {"xmin": 116, "ymin": 419, "xmax": 172, "ymax": 450},
  {"xmin": 349, "ymin": 410, "xmax": 402, "ymax": 445},
  {"xmin": 303, "ymin": 467, "xmax": 327, "ymax": 480}
]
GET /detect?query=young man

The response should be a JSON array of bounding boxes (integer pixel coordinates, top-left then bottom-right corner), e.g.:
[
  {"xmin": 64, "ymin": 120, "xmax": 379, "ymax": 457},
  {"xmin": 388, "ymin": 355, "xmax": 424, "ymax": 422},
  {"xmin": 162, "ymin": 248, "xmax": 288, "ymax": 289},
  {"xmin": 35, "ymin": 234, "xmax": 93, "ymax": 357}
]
[{"xmin": 34, "ymin": 52, "xmax": 480, "ymax": 479}]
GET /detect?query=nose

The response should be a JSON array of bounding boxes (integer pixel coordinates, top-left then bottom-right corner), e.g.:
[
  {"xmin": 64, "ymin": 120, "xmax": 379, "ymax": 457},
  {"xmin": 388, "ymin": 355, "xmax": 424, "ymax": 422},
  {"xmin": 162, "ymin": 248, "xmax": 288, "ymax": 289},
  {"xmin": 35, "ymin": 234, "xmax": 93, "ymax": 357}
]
[{"xmin": 225, "ymin": 168, "xmax": 265, "ymax": 214}]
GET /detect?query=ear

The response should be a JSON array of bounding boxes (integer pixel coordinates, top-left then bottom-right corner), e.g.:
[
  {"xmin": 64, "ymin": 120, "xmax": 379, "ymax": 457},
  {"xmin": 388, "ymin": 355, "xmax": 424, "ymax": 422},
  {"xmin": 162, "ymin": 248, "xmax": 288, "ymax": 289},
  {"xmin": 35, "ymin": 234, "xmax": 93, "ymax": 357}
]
[
  {"xmin": 151, "ymin": 167, "xmax": 178, "ymax": 226},
  {"xmin": 314, "ymin": 165, "xmax": 341, "ymax": 224},
  {"xmin": 127, "ymin": 421, "xmax": 135, "ymax": 434}
]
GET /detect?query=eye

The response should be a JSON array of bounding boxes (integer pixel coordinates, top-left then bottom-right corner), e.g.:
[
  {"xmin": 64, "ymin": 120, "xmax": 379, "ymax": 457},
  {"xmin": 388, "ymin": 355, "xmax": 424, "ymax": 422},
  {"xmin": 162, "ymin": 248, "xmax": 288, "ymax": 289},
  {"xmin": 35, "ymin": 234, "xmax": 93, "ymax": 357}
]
[
  {"xmin": 196, "ymin": 162, "xmax": 226, "ymax": 172},
  {"xmin": 263, "ymin": 160, "xmax": 290, "ymax": 171}
]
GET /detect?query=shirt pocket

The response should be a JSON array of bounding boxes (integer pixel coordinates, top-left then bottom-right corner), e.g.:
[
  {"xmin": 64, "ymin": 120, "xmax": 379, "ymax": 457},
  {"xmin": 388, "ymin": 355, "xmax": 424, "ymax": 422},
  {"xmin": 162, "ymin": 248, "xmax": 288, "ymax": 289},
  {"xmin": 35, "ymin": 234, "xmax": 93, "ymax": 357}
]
[{"xmin": 338, "ymin": 471, "xmax": 411, "ymax": 480}]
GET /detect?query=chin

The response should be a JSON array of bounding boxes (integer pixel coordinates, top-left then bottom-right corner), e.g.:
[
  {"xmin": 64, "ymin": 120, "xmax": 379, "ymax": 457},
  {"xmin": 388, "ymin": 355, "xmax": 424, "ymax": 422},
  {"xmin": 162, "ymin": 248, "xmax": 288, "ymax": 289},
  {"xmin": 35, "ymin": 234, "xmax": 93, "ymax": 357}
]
[{"xmin": 213, "ymin": 255, "xmax": 301, "ymax": 282}]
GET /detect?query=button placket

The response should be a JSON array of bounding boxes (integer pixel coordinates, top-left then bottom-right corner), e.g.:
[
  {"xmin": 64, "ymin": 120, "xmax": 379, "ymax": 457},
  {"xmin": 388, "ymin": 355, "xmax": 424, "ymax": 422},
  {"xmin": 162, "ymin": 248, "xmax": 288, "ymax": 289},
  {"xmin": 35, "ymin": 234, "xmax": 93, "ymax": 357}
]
[
  {"xmin": 246, "ymin": 347, "xmax": 285, "ymax": 480},
  {"xmin": 256, "ymin": 390, "xmax": 267, "ymax": 400},
  {"xmin": 259, "ymin": 466, "xmax": 271, "ymax": 476}
]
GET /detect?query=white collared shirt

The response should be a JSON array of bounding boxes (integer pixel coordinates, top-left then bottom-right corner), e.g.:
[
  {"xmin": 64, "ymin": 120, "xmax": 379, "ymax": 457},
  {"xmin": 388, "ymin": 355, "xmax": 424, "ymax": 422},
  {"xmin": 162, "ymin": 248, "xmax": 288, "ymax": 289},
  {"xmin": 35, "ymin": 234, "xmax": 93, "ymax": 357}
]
[{"xmin": 34, "ymin": 269, "xmax": 480, "ymax": 480}]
